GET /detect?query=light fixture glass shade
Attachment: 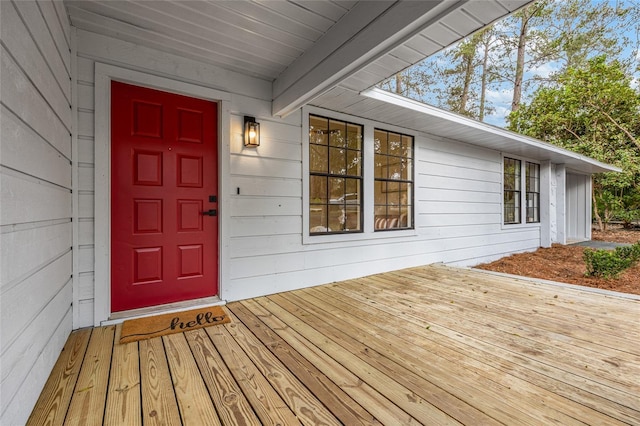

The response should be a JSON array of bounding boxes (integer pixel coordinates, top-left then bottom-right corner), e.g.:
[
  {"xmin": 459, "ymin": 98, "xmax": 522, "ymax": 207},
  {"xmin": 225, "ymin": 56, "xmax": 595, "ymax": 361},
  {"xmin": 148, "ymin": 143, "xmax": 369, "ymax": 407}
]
[{"xmin": 244, "ymin": 116, "xmax": 260, "ymax": 147}]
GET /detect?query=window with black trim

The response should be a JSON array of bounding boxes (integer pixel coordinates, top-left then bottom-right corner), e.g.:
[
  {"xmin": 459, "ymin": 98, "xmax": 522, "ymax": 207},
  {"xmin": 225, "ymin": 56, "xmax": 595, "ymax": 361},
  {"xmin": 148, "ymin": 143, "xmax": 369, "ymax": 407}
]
[
  {"xmin": 309, "ymin": 115, "xmax": 363, "ymax": 234},
  {"xmin": 526, "ymin": 162, "xmax": 540, "ymax": 223},
  {"xmin": 374, "ymin": 129, "xmax": 414, "ymax": 230},
  {"xmin": 504, "ymin": 157, "xmax": 521, "ymax": 224},
  {"xmin": 504, "ymin": 157, "xmax": 541, "ymax": 225}
]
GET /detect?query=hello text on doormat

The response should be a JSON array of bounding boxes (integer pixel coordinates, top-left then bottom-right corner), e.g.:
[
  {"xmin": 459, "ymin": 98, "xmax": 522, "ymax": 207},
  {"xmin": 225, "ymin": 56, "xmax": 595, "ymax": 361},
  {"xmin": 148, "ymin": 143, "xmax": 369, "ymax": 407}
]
[{"xmin": 119, "ymin": 306, "xmax": 230, "ymax": 344}]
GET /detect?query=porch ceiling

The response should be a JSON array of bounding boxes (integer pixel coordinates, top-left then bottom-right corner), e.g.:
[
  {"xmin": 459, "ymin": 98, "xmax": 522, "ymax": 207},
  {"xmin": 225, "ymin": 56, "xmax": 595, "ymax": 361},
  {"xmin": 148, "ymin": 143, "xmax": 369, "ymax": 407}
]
[{"xmin": 64, "ymin": 0, "xmax": 532, "ymax": 116}]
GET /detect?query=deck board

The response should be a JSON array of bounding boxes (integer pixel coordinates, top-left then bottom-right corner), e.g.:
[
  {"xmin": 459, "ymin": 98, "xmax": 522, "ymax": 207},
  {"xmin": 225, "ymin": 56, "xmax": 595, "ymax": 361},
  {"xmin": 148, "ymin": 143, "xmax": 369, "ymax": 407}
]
[
  {"xmin": 231, "ymin": 301, "xmax": 381, "ymax": 425},
  {"xmin": 104, "ymin": 324, "xmax": 141, "ymax": 426},
  {"xmin": 28, "ymin": 264, "xmax": 640, "ymax": 425},
  {"xmin": 139, "ymin": 337, "xmax": 182, "ymax": 425},
  {"xmin": 240, "ymin": 298, "xmax": 416, "ymax": 425},
  {"xmin": 224, "ymin": 310, "xmax": 342, "ymax": 425},
  {"xmin": 64, "ymin": 325, "xmax": 114, "ymax": 426},
  {"xmin": 26, "ymin": 328, "xmax": 91, "ymax": 425},
  {"xmin": 204, "ymin": 322, "xmax": 302, "ymax": 425},
  {"xmin": 322, "ymin": 279, "xmax": 639, "ymax": 423},
  {"xmin": 359, "ymin": 272, "xmax": 640, "ymax": 392},
  {"xmin": 163, "ymin": 333, "xmax": 220, "ymax": 425},
  {"xmin": 184, "ymin": 328, "xmax": 261, "ymax": 425}
]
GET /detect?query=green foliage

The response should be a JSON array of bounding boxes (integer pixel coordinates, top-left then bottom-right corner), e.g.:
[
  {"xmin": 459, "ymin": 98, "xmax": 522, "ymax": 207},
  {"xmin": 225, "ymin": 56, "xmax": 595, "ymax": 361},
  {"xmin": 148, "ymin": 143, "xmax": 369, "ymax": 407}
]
[
  {"xmin": 583, "ymin": 242, "xmax": 640, "ymax": 278},
  {"xmin": 595, "ymin": 190, "xmax": 623, "ymax": 228},
  {"xmin": 617, "ymin": 210, "xmax": 640, "ymax": 229},
  {"xmin": 508, "ymin": 56, "xmax": 640, "ymax": 230},
  {"xmin": 619, "ymin": 192, "xmax": 640, "ymax": 228}
]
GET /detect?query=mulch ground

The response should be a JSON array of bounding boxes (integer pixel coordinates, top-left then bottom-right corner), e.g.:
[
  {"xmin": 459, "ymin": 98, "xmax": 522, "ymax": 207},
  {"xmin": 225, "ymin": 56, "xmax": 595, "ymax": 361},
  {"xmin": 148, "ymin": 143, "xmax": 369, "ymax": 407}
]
[{"xmin": 475, "ymin": 225, "xmax": 640, "ymax": 296}]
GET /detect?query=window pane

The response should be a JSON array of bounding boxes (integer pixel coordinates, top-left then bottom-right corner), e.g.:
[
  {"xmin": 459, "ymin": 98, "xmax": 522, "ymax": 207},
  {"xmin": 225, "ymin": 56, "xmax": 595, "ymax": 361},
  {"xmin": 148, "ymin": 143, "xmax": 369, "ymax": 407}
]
[
  {"xmin": 387, "ymin": 189, "xmax": 399, "ymax": 207},
  {"xmin": 374, "ymin": 130, "xmax": 387, "ymax": 154},
  {"xmin": 310, "ymin": 205, "xmax": 327, "ymax": 232},
  {"xmin": 346, "ymin": 204, "xmax": 361, "ymax": 231},
  {"xmin": 347, "ymin": 149, "xmax": 361, "ymax": 176},
  {"xmin": 329, "ymin": 147, "xmax": 346, "ymax": 175},
  {"xmin": 403, "ymin": 158, "xmax": 412, "ymax": 180},
  {"xmin": 347, "ymin": 123, "xmax": 362, "ymax": 150},
  {"xmin": 527, "ymin": 192, "xmax": 540, "ymax": 223},
  {"xmin": 525, "ymin": 162, "xmax": 540, "ymax": 223},
  {"xmin": 504, "ymin": 158, "xmax": 522, "ymax": 224},
  {"xmin": 310, "ymin": 144, "xmax": 327, "ymax": 172},
  {"xmin": 345, "ymin": 178, "xmax": 359, "ymax": 197},
  {"xmin": 328, "ymin": 205, "xmax": 345, "ymax": 231},
  {"xmin": 388, "ymin": 161, "xmax": 402, "ymax": 180},
  {"xmin": 328, "ymin": 176, "xmax": 344, "ymax": 199},
  {"xmin": 329, "ymin": 120, "xmax": 346, "ymax": 147},
  {"xmin": 374, "ymin": 154, "xmax": 386, "ymax": 178},
  {"xmin": 504, "ymin": 191, "xmax": 521, "ymax": 224},
  {"xmin": 399, "ymin": 182, "xmax": 409, "ymax": 206},
  {"xmin": 309, "ymin": 175, "xmax": 327, "ymax": 204},
  {"xmin": 341, "ymin": 179, "xmax": 361, "ymax": 232},
  {"xmin": 402, "ymin": 135, "xmax": 412, "ymax": 158},
  {"xmin": 388, "ymin": 132, "xmax": 401, "ymax": 156},
  {"xmin": 504, "ymin": 158, "xmax": 521, "ymax": 190},
  {"xmin": 375, "ymin": 181, "xmax": 386, "ymax": 205},
  {"xmin": 404, "ymin": 205, "xmax": 412, "ymax": 228},
  {"xmin": 309, "ymin": 115, "xmax": 362, "ymax": 234},
  {"xmin": 309, "ymin": 116, "xmax": 328, "ymax": 145},
  {"xmin": 374, "ymin": 129, "xmax": 414, "ymax": 231}
]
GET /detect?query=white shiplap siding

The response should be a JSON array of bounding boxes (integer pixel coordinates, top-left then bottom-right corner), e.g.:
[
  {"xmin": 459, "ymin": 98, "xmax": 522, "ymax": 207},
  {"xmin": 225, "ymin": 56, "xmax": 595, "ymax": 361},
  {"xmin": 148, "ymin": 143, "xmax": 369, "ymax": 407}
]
[
  {"xmin": 416, "ymin": 135, "xmax": 540, "ymax": 265},
  {"xmin": 0, "ymin": 1, "xmax": 72, "ymax": 424}
]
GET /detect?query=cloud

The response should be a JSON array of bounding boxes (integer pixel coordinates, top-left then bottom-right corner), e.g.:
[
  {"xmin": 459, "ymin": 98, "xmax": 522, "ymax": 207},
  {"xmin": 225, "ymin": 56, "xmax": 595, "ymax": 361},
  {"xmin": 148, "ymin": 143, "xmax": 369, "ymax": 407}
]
[
  {"xmin": 528, "ymin": 62, "xmax": 560, "ymax": 79},
  {"xmin": 486, "ymin": 89, "xmax": 514, "ymax": 103},
  {"xmin": 484, "ymin": 106, "xmax": 511, "ymax": 128}
]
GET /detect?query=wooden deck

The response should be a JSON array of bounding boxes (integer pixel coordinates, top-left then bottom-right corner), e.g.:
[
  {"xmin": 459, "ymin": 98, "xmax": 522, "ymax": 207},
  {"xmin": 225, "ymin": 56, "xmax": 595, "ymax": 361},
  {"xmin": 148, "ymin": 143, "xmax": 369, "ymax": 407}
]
[{"xmin": 28, "ymin": 264, "xmax": 640, "ymax": 425}]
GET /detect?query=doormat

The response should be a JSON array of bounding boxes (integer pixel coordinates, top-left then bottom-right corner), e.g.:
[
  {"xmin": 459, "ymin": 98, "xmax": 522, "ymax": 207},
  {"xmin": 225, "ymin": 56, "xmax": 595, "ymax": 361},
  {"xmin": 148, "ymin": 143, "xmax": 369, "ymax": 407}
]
[{"xmin": 119, "ymin": 306, "xmax": 230, "ymax": 344}]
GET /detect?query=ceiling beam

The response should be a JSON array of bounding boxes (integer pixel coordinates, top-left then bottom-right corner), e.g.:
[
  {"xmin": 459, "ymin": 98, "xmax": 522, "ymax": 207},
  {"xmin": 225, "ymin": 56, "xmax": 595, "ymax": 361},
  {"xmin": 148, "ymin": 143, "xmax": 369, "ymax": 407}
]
[{"xmin": 271, "ymin": 0, "xmax": 468, "ymax": 117}]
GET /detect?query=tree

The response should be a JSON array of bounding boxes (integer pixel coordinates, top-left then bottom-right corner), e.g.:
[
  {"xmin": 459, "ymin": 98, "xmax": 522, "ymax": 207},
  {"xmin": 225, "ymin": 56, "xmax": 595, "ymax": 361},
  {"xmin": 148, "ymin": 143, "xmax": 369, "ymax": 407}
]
[
  {"xmin": 375, "ymin": 0, "xmax": 640, "ymax": 127},
  {"xmin": 508, "ymin": 56, "xmax": 640, "ymax": 230},
  {"xmin": 377, "ymin": 66, "xmax": 436, "ymax": 100},
  {"xmin": 549, "ymin": 0, "xmax": 637, "ymax": 71},
  {"xmin": 504, "ymin": 0, "xmax": 551, "ymax": 113}
]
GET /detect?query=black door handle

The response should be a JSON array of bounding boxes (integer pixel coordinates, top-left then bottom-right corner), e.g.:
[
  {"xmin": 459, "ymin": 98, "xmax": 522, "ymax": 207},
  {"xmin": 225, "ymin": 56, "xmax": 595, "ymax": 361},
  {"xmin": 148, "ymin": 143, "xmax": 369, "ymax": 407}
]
[{"xmin": 202, "ymin": 209, "xmax": 217, "ymax": 216}]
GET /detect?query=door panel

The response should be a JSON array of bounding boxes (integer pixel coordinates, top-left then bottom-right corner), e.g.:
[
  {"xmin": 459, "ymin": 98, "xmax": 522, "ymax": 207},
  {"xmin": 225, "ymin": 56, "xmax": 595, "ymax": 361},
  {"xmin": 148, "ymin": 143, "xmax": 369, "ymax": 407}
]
[
  {"xmin": 111, "ymin": 81, "xmax": 218, "ymax": 312},
  {"xmin": 566, "ymin": 173, "xmax": 588, "ymax": 241}
]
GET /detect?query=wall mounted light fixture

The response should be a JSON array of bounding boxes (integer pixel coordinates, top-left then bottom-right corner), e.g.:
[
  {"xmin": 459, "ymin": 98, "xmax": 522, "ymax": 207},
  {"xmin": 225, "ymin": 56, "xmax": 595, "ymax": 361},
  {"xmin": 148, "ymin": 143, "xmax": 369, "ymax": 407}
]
[{"xmin": 244, "ymin": 116, "xmax": 260, "ymax": 147}]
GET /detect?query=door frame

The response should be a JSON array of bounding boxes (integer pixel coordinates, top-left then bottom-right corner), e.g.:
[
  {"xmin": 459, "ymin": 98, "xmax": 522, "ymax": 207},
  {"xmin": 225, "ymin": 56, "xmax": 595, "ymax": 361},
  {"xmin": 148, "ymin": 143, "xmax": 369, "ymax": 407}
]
[{"xmin": 94, "ymin": 63, "xmax": 232, "ymax": 326}]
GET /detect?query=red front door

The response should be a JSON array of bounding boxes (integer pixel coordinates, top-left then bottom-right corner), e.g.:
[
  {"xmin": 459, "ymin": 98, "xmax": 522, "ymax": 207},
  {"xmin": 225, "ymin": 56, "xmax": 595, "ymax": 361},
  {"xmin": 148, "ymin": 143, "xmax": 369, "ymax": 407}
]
[{"xmin": 111, "ymin": 81, "xmax": 218, "ymax": 312}]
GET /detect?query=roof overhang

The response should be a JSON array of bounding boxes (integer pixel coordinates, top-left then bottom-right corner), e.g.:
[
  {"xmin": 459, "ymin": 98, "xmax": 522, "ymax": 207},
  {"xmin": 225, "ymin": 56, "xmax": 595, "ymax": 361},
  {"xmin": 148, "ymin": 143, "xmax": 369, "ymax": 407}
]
[
  {"xmin": 313, "ymin": 87, "xmax": 619, "ymax": 175},
  {"xmin": 64, "ymin": 1, "xmax": 534, "ymax": 118},
  {"xmin": 273, "ymin": 0, "xmax": 533, "ymax": 117}
]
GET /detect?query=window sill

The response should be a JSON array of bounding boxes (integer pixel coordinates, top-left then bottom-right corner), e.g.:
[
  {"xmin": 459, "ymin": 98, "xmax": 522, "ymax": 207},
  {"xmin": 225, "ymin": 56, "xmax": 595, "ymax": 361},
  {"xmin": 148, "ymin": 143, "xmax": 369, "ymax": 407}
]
[
  {"xmin": 501, "ymin": 222, "xmax": 541, "ymax": 231},
  {"xmin": 303, "ymin": 228, "xmax": 418, "ymax": 246}
]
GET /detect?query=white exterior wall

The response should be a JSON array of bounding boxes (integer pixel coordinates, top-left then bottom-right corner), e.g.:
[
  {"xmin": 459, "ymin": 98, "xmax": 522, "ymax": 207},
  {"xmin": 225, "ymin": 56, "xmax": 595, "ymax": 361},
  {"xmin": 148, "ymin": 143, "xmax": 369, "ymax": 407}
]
[
  {"xmin": 417, "ymin": 137, "xmax": 541, "ymax": 266},
  {"xmin": 0, "ymin": 1, "xmax": 73, "ymax": 424},
  {"xmin": 73, "ymin": 29, "xmax": 543, "ymax": 325},
  {"xmin": 224, "ymin": 109, "xmax": 543, "ymax": 302}
]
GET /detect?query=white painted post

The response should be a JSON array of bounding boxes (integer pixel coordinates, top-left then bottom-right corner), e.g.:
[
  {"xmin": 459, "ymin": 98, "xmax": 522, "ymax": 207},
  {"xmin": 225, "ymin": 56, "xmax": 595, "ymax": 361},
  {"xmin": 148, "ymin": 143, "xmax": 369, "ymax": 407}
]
[
  {"xmin": 555, "ymin": 164, "xmax": 566, "ymax": 245},
  {"xmin": 540, "ymin": 161, "xmax": 551, "ymax": 248}
]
